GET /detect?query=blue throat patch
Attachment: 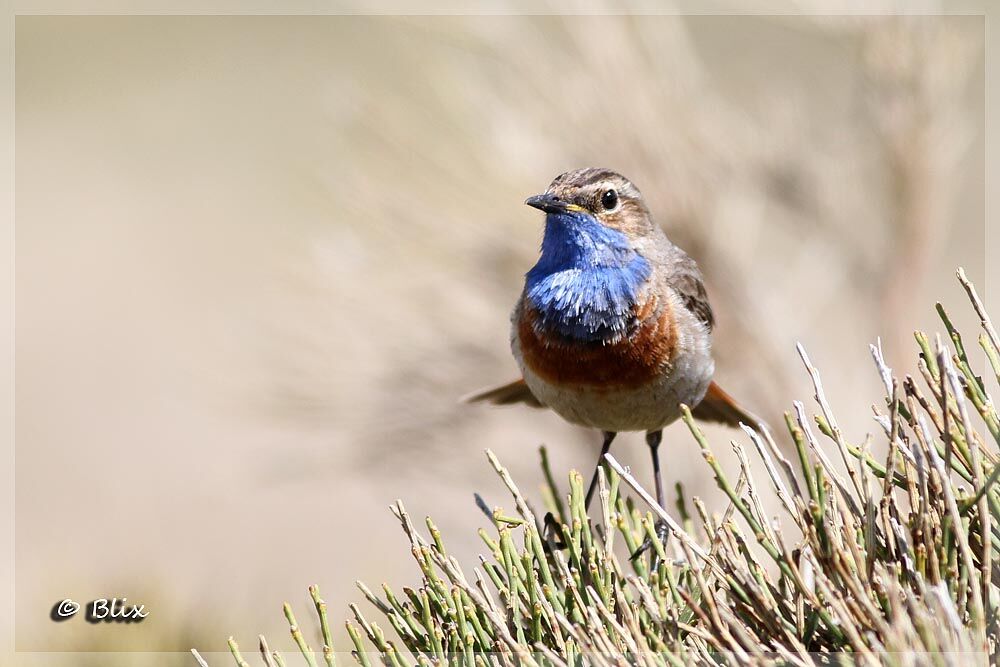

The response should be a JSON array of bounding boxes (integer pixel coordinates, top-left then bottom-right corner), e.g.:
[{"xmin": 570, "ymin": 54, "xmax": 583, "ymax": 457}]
[{"xmin": 525, "ymin": 211, "xmax": 651, "ymax": 343}]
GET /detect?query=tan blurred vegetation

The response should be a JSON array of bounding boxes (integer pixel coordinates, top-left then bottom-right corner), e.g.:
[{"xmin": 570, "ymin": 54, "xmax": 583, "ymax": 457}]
[{"xmin": 14, "ymin": 13, "xmax": 983, "ymax": 660}]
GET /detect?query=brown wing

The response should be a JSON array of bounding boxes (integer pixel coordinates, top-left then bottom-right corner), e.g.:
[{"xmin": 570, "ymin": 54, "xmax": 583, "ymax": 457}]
[
  {"xmin": 667, "ymin": 251, "xmax": 714, "ymax": 330},
  {"xmin": 692, "ymin": 381, "xmax": 761, "ymax": 429},
  {"xmin": 463, "ymin": 378, "xmax": 545, "ymax": 408}
]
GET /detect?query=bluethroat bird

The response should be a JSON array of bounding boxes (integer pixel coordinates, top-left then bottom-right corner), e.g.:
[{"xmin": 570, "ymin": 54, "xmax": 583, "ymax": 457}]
[{"xmin": 468, "ymin": 167, "xmax": 759, "ymax": 518}]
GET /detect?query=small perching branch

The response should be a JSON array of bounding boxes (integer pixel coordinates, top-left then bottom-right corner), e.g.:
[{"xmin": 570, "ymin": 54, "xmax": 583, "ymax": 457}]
[{"xmin": 602, "ymin": 453, "xmax": 713, "ymax": 566}]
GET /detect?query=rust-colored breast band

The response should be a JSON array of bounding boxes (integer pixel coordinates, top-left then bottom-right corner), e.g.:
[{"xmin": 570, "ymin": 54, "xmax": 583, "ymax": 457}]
[{"xmin": 518, "ymin": 296, "xmax": 676, "ymax": 390}]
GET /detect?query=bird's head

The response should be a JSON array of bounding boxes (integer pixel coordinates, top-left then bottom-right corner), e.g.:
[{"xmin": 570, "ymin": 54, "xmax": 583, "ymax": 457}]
[{"xmin": 524, "ymin": 167, "xmax": 655, "ymax": 242}]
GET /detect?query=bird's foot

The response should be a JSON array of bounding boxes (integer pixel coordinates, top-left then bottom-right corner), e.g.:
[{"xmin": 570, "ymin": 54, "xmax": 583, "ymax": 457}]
[
  {"xmin": 630, "ymin": 520, "xmax": 670, "ymax": 571},
  {"xmin": 542, "ymin": 512, "xmax": 567, "ymax": 552}
]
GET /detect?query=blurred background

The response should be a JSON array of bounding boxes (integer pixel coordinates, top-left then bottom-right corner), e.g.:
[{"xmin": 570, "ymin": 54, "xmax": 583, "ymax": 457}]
[{"xmin": 14, "ymin": 11, "xmax": 985, "ymax": 660}]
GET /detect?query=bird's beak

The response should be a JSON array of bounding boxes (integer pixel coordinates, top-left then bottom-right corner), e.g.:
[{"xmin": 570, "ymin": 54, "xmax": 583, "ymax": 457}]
[{"xmin": 525, "ymin": 193, "xmax": 581, "ymax": 214}]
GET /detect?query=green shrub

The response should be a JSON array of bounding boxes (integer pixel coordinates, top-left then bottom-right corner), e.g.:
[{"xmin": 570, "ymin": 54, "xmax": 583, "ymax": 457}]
[{"xmin": 198, "ymin": 269, "xmax": 1000, "ymax": 665}]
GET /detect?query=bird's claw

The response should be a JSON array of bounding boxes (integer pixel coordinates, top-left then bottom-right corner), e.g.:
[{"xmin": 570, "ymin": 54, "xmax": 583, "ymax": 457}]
[
  {"xmin": 542, "ymin": 511, "xmax": 567, "ymax": 552},
  {"xmin": 630, "ymin": 520, "xmax": 670, "ymax": 570}
]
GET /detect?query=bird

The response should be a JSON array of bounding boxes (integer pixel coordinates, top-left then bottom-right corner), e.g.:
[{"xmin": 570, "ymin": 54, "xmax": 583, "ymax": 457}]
[{"xmin": 467, "ymin": 167, "xmax": 760, "ymax": 519}]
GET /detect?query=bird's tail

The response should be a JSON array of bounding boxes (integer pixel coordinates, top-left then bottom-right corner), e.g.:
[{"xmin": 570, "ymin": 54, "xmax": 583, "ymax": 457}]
[
  {"xmin": 691, "ymin": 381, "xmax": 765, "ymax": 431},
  {"xmin": 463, "ymin": 378, "xmax": 544, "ymax": 408}
]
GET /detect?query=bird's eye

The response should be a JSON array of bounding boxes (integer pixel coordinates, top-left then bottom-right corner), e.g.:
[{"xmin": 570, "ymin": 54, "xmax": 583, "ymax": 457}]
[{"xmin": 600, "ymin": 189, "xmax": 619, "ymax": 211}]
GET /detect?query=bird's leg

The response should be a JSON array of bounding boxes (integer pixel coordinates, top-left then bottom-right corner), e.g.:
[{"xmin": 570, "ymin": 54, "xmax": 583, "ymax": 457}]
[
  {"xmin": 630, "ymin": 430, "xmax": 671, "ymax": 567},
  {"xmin": 647, "ymin": 429, "xmax": 665, "ymax": 508},
  {"xmin": 584, "ymin": 431, "xmax": 616, "ymax": 511},
  {"xmin": 647, "ymin": 430, "xmax": 670, "ymax": 544}
]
